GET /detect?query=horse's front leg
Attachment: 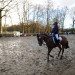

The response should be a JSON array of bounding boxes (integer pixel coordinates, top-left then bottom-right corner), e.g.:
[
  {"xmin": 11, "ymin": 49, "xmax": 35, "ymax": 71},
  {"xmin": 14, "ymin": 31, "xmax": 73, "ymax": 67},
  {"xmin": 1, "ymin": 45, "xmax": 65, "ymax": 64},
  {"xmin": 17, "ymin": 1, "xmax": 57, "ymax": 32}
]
[
  {"xmin": 58, "ymin": 44, "xmax": 62, "ymax": 57},
  {"xmin": 60, "ymin": 47, "xmax": 64, "ymax": 59},
  {"xmin": 47, "ymin": 48, "xmax": 53, "ymax": 62}
]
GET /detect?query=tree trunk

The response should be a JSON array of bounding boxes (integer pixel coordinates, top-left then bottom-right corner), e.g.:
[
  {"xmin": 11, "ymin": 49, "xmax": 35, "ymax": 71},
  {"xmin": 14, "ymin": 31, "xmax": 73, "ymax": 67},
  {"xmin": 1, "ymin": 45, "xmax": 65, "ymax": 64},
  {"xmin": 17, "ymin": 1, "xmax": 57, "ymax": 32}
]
[{"xmin": 0, "ymin": 9, "xmax": 2, "ymax": 34}]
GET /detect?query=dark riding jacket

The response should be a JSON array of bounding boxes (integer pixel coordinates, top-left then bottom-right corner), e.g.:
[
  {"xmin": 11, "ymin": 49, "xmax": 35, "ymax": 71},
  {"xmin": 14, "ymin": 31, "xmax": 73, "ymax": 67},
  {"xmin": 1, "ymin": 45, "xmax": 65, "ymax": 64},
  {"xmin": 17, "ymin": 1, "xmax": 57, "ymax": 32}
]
[{"xmin": 51, "ymin": 22, "xmax": 59, "ymax": 34}]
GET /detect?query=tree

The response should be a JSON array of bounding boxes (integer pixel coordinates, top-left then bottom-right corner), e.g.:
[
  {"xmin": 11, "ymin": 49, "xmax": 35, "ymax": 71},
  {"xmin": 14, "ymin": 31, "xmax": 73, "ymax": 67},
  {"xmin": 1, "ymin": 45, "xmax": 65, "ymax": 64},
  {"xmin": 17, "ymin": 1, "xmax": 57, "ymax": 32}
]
[
  {"xmin": 53, "ymin": 7, "xmax": 68, "ymax": 33},
  {"xmin": 60, "ymin": 7, "xmax": 68, "ymax": 33},
  {"xmin": 70, "ymin": 7, "xmax": 75, "ymax": 33},
  {"xmin": 0, "ymin": 0, "xmax": 12, "ymax": 33},
  {"xmin": 46, "ymin": 0, "xmax": 53, "ymax": 33}
]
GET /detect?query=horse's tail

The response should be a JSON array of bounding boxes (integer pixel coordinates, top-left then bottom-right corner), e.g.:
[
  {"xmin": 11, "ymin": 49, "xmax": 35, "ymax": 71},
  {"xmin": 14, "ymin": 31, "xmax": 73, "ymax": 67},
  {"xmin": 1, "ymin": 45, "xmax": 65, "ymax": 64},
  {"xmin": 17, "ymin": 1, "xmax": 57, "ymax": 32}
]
[{"xmin": 65, "ymin": 41, "xmax": 69, "ymax": 49}]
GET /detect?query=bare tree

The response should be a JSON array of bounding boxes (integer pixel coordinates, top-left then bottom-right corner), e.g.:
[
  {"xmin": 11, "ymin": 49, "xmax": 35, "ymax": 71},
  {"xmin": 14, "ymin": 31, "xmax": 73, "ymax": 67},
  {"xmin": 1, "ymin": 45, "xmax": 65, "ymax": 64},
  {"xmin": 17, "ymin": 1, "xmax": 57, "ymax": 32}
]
[
  {"xmin": 0, "ymin": 0, "xmax": 13, "ymax": 33},
  {"xmin": 22, "ymin": 0, "xmax": 30, "ymax": 33},
  {"xmin": 46, "ymin": 0, "xmax": 53, "ymax": 33},
  {"xmin": 70, "ymin": 7, "xmax": 75, "ymax": 33},
  {"xmin": 0, "ymin": 0, "xmax": 21, "ymax": 34},
  {"xmin": 60, "ymin": 7, "xmax": 68, "ymax": 33},
  {"xmin": 54, "ymin": 7, "xmax": 68, "ymax": 33}
]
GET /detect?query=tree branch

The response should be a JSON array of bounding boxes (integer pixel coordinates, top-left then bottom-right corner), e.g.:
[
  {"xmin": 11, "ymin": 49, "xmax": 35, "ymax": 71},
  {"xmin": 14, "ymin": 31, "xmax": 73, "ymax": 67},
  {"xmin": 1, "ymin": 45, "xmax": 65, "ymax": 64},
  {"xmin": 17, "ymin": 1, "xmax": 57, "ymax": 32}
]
[{"xmin": 1, "ymin": 0, "xmax": 12, "ymax": 10}]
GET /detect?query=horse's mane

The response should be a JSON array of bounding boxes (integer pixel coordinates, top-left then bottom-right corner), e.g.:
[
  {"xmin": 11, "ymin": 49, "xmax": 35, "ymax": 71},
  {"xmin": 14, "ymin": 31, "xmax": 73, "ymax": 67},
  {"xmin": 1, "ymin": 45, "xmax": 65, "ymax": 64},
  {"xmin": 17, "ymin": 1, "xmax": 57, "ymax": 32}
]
[
  {"xmin": 41, "ymin": 33, "xmax": 49, "ymax": 37},
  {"xmin": 42, "ymin": 33, "xmax": 52, "ymax": 39}
]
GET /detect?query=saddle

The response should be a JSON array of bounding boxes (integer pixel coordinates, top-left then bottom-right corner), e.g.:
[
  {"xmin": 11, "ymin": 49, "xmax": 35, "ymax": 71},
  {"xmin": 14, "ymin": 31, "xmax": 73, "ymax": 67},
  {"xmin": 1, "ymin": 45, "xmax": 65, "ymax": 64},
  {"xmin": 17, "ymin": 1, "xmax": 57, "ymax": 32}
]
[{"xmin": 52, "ymin": 36, "xmax": 62, "ymax": 44}]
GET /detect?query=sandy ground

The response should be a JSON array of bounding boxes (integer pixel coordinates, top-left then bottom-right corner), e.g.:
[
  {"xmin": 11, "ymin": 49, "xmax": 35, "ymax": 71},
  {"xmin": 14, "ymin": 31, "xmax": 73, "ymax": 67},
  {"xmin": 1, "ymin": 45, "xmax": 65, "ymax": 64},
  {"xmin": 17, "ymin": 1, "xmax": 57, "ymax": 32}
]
[{"xmin": 0, "ymin": 34, "xmax": 75, "ymax": 75}]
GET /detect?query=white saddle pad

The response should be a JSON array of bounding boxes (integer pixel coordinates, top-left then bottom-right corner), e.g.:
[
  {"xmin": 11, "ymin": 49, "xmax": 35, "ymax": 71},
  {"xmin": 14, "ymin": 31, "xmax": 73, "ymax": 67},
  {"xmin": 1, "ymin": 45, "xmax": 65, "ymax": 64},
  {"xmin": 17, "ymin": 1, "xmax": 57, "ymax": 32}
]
[{"xmin": 59, "ymin": 37, "xmax": 62, "ymax": 41}]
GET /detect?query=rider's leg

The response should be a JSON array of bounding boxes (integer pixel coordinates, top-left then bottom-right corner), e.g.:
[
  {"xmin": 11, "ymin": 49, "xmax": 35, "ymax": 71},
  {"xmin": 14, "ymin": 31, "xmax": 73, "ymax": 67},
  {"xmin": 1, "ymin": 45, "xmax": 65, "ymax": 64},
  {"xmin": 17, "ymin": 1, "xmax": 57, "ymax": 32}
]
[
  {"xmin": 52, "ymin": 33, "xmax": 56, "ymax": 44},
  {"xmin": 55, "ymin": 34, "xmax": 59, "ymax": 40},
  {"xmin": 55, "ymin": 34, "xmax": 60, "ymax": 44}
]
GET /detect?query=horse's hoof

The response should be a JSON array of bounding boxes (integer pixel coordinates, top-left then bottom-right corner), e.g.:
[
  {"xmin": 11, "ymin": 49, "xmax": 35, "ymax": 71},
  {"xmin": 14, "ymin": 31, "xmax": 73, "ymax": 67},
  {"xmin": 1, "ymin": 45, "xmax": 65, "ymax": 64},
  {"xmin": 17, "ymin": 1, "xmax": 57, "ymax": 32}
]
[
  {"xmin": 60, "ymin": 56, "xmax": 63, "ymax": 60},
  {"xmin": 47, "ymin": 59, "xmax": 49, "ymax": 62},
  {"xmin": 58, "ymin": 53, "xmax": 60, "ymax": 57},
  {"xmin": 56, "ymin": 56, "xmax": 59, "ymax": 59},
  {"xmin": 50, "ymin": 55, "xmax": 54, "ymax": 58}
]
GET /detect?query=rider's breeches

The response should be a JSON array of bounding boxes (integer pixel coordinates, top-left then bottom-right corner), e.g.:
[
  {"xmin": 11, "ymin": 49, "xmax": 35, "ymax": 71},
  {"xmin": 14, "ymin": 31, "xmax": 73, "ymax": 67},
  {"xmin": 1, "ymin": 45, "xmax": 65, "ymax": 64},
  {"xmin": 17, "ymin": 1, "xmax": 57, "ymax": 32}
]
[
  {"xmin": 52, "ymin": 33, "xmax": 59, "ymax": 43},
  {"xmin": 55, "ymin": 34, "xmax": 59, "ymax": 40},
  {"xmin": 52, "ymin": 33, "xmax": 59, "ymax": 40}
]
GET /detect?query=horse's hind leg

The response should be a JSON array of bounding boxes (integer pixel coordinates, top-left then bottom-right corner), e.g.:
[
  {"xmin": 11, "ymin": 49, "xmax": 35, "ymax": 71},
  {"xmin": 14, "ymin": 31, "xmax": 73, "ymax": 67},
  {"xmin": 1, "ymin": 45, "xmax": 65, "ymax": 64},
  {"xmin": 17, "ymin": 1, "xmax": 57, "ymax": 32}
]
[
  {"xmin": 47, "ymin": 49, "xmax": 50, "ymax": 62},
  {"xmin": 60, "ymin": 47, "xmax": 64, "ymax": 59},
  {"xmin": 58, "ymin": 49, "xmax": 61, "ymax": 57},
  {"xmin": 58, "ymin": 45, "xmax": 62, "ymax": 57}
]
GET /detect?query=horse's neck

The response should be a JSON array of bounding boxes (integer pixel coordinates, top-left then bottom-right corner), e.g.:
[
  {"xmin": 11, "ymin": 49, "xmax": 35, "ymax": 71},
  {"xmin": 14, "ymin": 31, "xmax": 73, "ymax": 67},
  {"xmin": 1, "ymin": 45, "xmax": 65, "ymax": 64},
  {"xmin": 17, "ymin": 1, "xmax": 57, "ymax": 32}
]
[
  {"xmin": 43, "ymin": 35, "xmax": 53, "ymax": 45},
  {"xmin": 43, "ymin": 36, "xmax": 49, "ymax": 43}
]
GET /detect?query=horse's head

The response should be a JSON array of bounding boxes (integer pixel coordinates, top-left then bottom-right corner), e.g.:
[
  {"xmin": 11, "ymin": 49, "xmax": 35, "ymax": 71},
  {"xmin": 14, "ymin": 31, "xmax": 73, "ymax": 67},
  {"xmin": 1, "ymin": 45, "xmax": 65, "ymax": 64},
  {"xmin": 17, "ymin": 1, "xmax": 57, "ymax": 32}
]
[{"xmin": 37, "ymin": 34, "xmax": 43, "ymax": 46}]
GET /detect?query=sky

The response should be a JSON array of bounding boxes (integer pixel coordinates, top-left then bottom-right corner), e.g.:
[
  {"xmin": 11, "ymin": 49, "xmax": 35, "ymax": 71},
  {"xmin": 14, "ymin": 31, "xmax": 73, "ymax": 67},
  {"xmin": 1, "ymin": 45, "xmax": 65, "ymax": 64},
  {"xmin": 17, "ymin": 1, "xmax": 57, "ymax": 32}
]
[
  {"xmin": 2, "ymin": 0, "xmax": 75, "ymax": 28},
  {"xmin": 29, "ymin": 0, "xmax": 75, "ymax": 8}
]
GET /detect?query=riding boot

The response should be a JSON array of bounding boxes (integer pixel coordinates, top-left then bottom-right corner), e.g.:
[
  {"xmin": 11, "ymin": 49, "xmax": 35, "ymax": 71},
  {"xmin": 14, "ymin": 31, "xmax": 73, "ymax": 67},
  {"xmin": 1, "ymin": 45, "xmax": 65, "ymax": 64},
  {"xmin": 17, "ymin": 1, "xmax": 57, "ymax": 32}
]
[{"xmin": 55, "ymin": 39, "xmax": 60, "ymax": 45}]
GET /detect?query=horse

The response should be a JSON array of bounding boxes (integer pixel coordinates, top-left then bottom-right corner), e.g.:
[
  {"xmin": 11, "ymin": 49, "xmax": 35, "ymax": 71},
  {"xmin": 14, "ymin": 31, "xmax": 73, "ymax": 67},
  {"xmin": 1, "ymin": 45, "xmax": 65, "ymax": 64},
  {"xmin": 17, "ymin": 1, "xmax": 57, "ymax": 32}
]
[{"xmin": 36, "ymin": 33, "xmax": 69, "ymax": 62}]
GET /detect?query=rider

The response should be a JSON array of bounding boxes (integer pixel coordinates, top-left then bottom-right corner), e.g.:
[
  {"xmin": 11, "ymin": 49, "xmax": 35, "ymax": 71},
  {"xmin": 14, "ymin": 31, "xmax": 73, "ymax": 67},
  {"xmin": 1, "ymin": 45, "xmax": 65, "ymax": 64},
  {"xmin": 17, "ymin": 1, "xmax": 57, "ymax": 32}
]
[{"xmin": 51, "ymin": 21, "xmax": 60, "ymax": 45}]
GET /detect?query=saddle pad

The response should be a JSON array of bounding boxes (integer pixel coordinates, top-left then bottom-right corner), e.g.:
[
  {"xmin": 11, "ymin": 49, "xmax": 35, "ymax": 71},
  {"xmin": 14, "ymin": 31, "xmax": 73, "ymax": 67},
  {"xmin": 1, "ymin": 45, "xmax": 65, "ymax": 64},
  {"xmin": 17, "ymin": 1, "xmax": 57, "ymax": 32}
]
[
  {"xmin": 59, "ymin": 37, "xmax": 62, "ymax": 41},
  {"xmin": 52, "ymin": 36, "xmax": 62, "ymax": 44}
]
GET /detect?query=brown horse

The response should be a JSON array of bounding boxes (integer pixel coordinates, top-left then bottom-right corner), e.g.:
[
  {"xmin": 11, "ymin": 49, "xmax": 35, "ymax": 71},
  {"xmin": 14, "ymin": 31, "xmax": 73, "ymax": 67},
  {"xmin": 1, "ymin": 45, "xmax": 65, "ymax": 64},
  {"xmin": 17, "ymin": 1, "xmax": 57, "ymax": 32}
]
[{"xmin": 37, "ymin": 33, "xmax": 69, "ymax": 62}]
